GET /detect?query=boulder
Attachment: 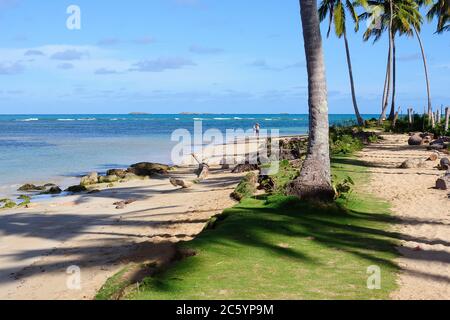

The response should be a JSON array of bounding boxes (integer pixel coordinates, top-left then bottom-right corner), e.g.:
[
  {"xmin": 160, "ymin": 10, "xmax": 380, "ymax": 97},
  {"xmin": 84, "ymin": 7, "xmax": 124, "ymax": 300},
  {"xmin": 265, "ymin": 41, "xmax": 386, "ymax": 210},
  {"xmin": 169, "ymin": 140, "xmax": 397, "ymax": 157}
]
[
  {"xmin": 80, "ymin": 172, "xmax": 99, "ymax": 186},
  {"xmin": 65, "ymin": 185, "xmax": 87, "ymax": 193},
  {"xmin": 440, "ymin": 158, "xmax": 450, "ymax": 170},
  {"xmin": 121, "ymin": 173, "xmax": 143, "ymax": 181},
  {"xmin": 18, "ymin": 184, "xmax": 44, "ymax": 192},
  {"xmin": 408, "ymin": 135, "xmax": 423, "ymax": 146},
  {"xmin": 231, "ymin": 172, "xmax": 258, "ymax": 201},
  {"xmin": 40, "ymin": 185, "xmax": 62, "ymax": 195},
  {"xmin": 436, "ymin": 173, "xmax": 450, "ymax": 190},
  {"xmin": 106, "ymin": 169, "xmax": 127, "ymax": 178},
  {"xmin": 98, "ymin": 175, "xmax": 120, "ymax": 184},
  {"xmin": 0, "ymin": 198, "xmax": 16, "ymax": 209},
  {"xmin": 399, "ymin": 158, "xmax": 426, "ymax": 169},
  {"xmin": 232, "ymin": 163, "xmax": 259, "ymax": 173},
  {"xmin": 128, "ymin": 162, "xmax": 172, "ymax": 176},
  {"xmin": 427, "ymin": 144, "xmax": 445, "ymax": 151}
]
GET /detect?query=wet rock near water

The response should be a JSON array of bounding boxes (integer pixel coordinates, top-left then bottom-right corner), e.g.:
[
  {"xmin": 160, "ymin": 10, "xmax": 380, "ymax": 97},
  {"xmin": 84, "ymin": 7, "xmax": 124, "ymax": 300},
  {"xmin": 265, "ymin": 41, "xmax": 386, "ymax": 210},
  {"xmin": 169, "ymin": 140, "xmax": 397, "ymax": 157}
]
[
  {"xmin": 106, "ymin": 169, "xmax": 128, "ymax": 179},
  {"xmin": 80, "ymin": 172, "xmax": 99, "ymax": 186},
  {"xmin": 65, "ymin": 185, "xmax": 88, "ymax": 193},
  {"xmin": 128, "ymin": 162, "xmax": 173, "ymax": 176}
]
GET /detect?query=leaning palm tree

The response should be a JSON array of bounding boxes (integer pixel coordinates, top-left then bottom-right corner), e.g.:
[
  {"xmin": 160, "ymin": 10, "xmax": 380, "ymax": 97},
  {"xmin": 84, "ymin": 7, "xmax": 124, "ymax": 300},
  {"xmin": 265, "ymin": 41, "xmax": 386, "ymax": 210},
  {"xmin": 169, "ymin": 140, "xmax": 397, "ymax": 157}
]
[
  {"xmin": 360, "ymin": 0, "xmax": 422, "ymax": 121},
  {"xmin": 318, "ymin": 0, "xmax": 365, "ymax": 126},
  {"xmin": 288, "ymin": 0, "xmax": 334, "ymax": 200},
  {"xmin": 426, "ymin": 0, "xmax": 449, "ymax": 33}
]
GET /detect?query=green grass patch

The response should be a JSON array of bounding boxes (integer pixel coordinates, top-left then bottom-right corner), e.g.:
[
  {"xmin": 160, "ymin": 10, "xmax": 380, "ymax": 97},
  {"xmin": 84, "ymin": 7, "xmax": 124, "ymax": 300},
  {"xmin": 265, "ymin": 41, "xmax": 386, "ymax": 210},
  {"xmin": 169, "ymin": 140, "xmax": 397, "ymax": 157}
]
[{"xmin": 108, "ymin": 157, "xmax": 399, "ymax": 300}]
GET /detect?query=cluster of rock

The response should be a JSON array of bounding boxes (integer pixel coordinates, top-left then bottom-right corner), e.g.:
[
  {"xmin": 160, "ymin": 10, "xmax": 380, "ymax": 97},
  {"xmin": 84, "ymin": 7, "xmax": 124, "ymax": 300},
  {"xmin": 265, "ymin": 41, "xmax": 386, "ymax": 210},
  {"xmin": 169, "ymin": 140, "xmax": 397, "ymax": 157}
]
[
  {"xmin": 18, "ymin": 183, "xmax": 62, "ymax": 194},
  {"xmin": 15, "ymin": 162, "xmax": 174, "ymax": 199},
  {"xmin": 77, "ymin": 162, "xmax": 173, "ymax": 190},
  {"xmin": 405, "ymin": 133, "xmax": 450, "ymax": 192},
  {"xmin": 408, "ymin": 132, "xmax": 450, "ymax": 151}
]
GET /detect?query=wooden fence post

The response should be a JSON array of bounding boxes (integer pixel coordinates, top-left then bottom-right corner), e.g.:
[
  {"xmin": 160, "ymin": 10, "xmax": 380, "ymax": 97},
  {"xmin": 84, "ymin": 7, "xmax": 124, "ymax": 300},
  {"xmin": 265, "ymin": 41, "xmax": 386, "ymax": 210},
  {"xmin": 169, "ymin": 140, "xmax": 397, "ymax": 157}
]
[{"xmin": 445, "ymin": 107, "xmax": 449, "ymax": 132}]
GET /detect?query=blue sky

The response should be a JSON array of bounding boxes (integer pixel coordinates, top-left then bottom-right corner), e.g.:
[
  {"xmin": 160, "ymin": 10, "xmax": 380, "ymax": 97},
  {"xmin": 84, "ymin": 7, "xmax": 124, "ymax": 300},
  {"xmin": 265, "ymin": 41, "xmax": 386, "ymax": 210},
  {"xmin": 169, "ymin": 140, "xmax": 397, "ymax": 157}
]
[{"xmin": 0, "ymin": 0, "xmax": 448, "ymax": 114}]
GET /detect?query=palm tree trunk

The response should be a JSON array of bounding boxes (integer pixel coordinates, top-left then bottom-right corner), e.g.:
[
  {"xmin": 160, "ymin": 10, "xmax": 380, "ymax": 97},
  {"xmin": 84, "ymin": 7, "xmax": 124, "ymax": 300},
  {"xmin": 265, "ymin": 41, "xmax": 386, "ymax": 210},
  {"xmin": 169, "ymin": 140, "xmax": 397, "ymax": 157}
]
[
  {"xmin": 388, "ymin": 32, "xmax": 397, "ymax": 121},
  {"xmin": 288, "ymin": 0, "xmax": 334, "ymax": 200},
  {"xmin": 379, "ymin": 45, "xmax": 391, "ymax": 124},
  {"xmin": 413, "ymin": 25, "xmax": 432, "ymax": 120},
  {"xmin": 343, "ymin": 31, "xmax": 364, "ymax": 126},
  {"xmin": 380, "ymin": 0, "xmax": 394, "ymax": 124}
]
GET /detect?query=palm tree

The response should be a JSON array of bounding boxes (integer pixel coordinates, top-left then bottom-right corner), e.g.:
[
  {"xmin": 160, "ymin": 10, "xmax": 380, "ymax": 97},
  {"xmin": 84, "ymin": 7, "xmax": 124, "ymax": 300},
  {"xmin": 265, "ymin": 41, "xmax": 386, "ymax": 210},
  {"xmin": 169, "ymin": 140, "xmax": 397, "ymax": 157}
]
[
  {"xmin": 288, "ymin": 0, "xmax": 334, "ymax": 200},
  {"xmin": 426, "ymin": 0, "xmax": 449, "ymax": 33},
  {"xmin": 318, "ymin": 0, "xmax": 365, "ymax": 126},
  {"xmin": 360, "ymin": 0, "xmax": 422, "ymax": 121}
]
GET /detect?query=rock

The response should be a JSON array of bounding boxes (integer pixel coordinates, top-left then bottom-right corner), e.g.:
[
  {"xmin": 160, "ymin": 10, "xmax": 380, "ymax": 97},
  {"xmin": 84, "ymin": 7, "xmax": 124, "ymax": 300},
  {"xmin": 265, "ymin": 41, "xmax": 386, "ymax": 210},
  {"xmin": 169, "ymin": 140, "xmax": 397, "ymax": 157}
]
[
  {"xmin": 427, "ymin": 152, "xmax": 439, "ymax": 161},
  {"xmin": 88, "ymin": 189, "xmax": 101, "ymax": 194},
  {"xmin": 121, "ymin": 173, "xmax": 143, "ymax": 181},
  {"xmin": 408, "ymin": 135, "xmax": 423, "ymax": 146},
  {"xmin": 436, "ymin": 173, "xmax": 450, "ymax": 190},
  {"xmin": 399, "ymin": 158, "xmax": 426, "ymax": 169},
  {"xmin": 18, "ymin": 184, "xmax": 44, "ymax": 192},
  {"xmin": 231, "ymin": 172, "xmax": 258, "ymax": 201},
  {"xmin": 40, "ymin": 185, "xmax": 62, "ymax": 195},
  {"xmin": 232, "ymin": 163, "xmax": 259, "ymax": 173},
  {"xmin": 106, "ymin": 169, "xmax": 127, "ymax": 179},
  {"xmin": 427, "ymin": 144, "xmax": 445, "ymax": 151},
  {"xmin": 65, "ymin": 185, "xmax": 87, "ymax": 193},
  {"xmin": 0, "ymin": 198, "xmax": 17, "ymax": 209},
  {"xmin": 80, "ymin": 172, "xmax": 98, "ymax": 186},
  {"xmin": 169, "ymin": 177, "xmax": 193, "ymax": 189},
  {"xmin": 128, "ymin": 162, "xmax": 172, "ymax": 176},
  {"xmin": 440, "ymin": 158, "xmax": 450, "ymax": 170},
  {"xmin": 98, "ymin": 175, "xmax": 120, "ymax": 183}
]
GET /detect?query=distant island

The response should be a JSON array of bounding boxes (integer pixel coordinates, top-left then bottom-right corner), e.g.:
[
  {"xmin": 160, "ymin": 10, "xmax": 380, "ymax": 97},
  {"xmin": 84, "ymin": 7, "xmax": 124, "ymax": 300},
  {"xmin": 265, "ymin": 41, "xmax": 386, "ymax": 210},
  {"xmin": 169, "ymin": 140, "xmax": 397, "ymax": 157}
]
[{"xmin": 179, "ymin": 112, "xmax": 214, "ymax": 115}]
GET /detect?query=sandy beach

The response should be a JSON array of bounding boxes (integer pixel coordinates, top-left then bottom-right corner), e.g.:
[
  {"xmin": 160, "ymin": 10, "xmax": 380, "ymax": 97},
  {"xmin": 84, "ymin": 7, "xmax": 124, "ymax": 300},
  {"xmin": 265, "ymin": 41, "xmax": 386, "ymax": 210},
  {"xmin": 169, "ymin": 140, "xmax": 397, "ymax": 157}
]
[
  {"xmin": 359, "ymin": 134, "xmax": 450, "ymax": 299},
  {"xmin": 0, "ymin": 166, "xmax": 246, "ymax": 300},
  {"xmin": 0, "ymin": 133, "xmax": 449, "ymax": 300}
]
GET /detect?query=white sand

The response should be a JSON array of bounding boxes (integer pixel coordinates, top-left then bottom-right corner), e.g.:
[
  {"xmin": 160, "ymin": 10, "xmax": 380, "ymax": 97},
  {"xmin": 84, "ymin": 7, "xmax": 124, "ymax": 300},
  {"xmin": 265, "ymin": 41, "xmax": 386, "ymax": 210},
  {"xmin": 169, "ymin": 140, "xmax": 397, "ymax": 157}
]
[
  {"xmin": 359, "ymin": 134, "xmax": 450, "ymax": 300},
  {"xmin": 0, "ymin": 166, "xmax": 246, "ymax": 300}
]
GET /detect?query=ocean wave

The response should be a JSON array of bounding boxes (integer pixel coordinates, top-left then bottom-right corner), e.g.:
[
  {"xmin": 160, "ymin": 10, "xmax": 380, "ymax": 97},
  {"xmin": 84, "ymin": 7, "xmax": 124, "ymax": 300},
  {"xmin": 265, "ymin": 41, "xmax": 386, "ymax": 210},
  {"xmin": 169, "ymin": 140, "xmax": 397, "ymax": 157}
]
[
  {"xmin": 214, "ymin": 118, "xmax": 230, "ymax": 120},
  {"xmin": 233, "ymin": 117, "xmax": 243, "ymax": 120},
  {"xmin": 77, "ymin": 118, "xmax": 96, "ymax": 121},
  {"xmin": 17, "ymin": 118, "xmax": 39, "ymax": 122},
  {"xmin": 57, "ymin": 118, "xmax": 75, "ymax": 121}
]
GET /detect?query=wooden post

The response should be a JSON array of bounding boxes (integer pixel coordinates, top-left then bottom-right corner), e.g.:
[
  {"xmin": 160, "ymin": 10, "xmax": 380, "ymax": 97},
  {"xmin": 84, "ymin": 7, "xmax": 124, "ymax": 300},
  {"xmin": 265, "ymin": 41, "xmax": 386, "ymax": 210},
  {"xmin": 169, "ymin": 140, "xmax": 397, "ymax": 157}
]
[
  {"xmin": 436, "ymin": 109, "xmax": 441, "ymax": 124},
  {"xmin": 431, "ymin": 108, "xmax": 435, "ymax": 128},
  {"xmin": 408, "ymin": 108, "xmax": 412, "ymax": 124},
  {"xmin": 393, "ymin": 107, "xmax": 400, "ymax": 128},
  {"xmin": 445, "ymin": 107, "xmax": 449, "ymax": 132}
]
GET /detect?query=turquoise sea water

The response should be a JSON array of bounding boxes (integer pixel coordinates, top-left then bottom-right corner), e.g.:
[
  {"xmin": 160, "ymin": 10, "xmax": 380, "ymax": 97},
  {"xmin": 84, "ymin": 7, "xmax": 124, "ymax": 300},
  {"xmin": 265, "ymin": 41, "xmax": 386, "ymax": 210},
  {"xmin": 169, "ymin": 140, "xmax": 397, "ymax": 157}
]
[{"xmin": 0, "ymin": 114, "xmax": 372, "ymax": 197}]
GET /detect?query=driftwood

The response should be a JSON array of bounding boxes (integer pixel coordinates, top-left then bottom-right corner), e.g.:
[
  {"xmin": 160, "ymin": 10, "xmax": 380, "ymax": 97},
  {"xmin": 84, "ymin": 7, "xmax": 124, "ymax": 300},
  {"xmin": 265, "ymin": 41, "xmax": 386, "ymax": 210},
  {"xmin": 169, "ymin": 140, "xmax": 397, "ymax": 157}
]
[
  {"xmin": 191, "ymin": 153, "xmax": 210, "ymax": 180},
  {"xmin": 169, "ymin": 177, "xmax": 193, "ymax": 189}
]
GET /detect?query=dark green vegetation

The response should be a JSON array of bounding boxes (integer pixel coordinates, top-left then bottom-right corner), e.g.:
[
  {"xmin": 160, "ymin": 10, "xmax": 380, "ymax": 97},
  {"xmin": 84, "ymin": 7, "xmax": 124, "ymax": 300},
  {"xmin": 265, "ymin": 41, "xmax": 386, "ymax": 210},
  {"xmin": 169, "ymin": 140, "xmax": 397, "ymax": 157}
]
[
  {"xmin": 381, "ymin": 114, "xmax": 450, "ymax": 137},
  {"xmin": 230, "ymin": 172, "xmax": 258, "ymax": 201},
  {"xmin": 98, "ymin": 152, "xmax": 399, "ymax": 300}
]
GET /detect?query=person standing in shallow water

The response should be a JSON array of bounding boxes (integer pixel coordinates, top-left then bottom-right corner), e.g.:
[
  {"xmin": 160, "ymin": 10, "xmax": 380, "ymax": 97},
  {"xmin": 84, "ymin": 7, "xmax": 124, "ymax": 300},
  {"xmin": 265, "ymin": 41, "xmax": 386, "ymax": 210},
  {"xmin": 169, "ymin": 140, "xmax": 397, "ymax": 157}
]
[{"xmin": 253, "ymin": 123, "xmax": 260, "ymax": 138}]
